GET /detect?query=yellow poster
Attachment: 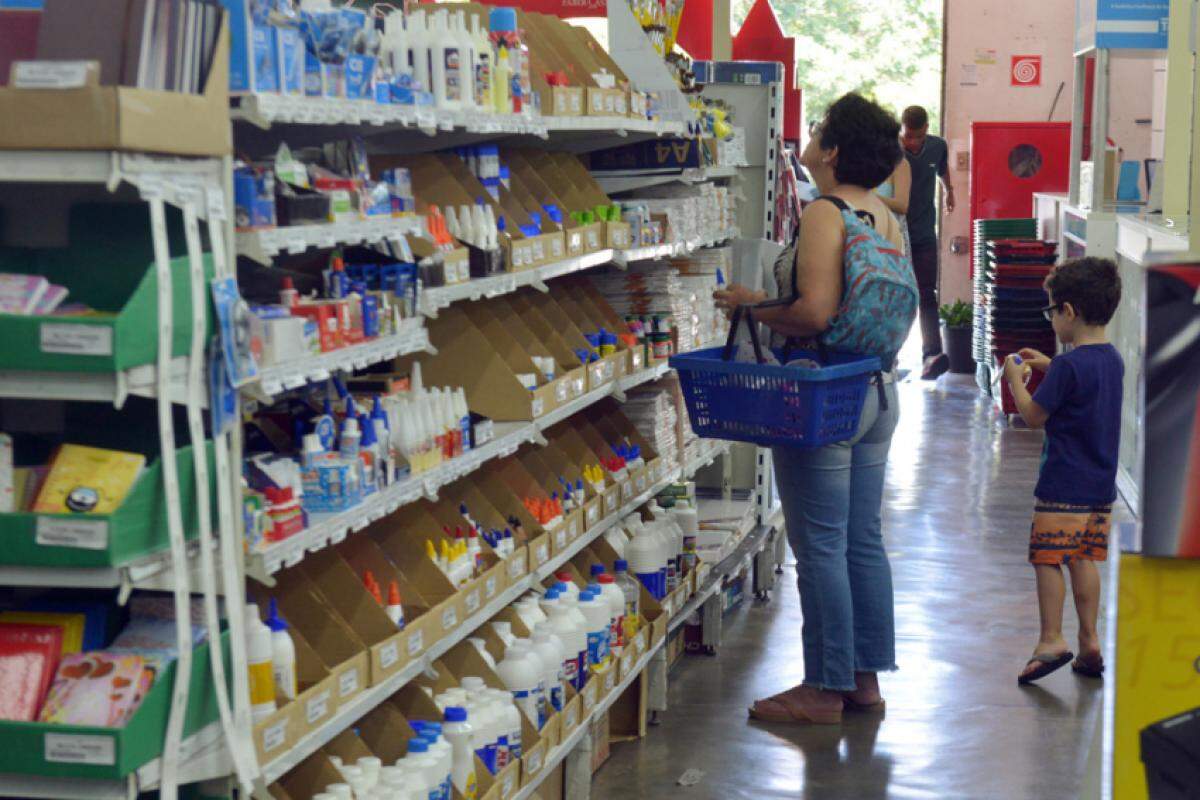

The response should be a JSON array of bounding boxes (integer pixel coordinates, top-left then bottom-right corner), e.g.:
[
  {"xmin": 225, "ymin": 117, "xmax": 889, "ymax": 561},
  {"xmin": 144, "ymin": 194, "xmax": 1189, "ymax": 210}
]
[{"xmin": 1113, "ymin": 554, "xmax": 1200, "ymax": 798}]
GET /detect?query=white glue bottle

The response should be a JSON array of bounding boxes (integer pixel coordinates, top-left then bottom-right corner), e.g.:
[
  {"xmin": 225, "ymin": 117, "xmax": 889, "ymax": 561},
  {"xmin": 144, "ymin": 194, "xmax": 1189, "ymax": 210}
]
[
  {"xmin": 596, "ymin": 574, "xmax": 626, "ymax": 656},
  {"xmin": 402, "ymin": 738, "xmax": 440, "ymax": 800},
  {"xmin": 496, "ymin": 639, "xmax": 542, "ymax": 728},
  {"xmin": 578, "ymin": 590, "xmax": 611, "ymax": 675},
  {"xmin": 443, "ymin": 707, "xmax": 478, "ymax": 799},
  {"xmin": 627, "ymin": 526, "xmax": 662, "ymax": 600},
  {"xmin": 492, "ymin": 688, "xmax": 523, "ymax": 762},
  {"xmin": 244, "ymin": 603, "xmax": 276, "ymax": 723},
  {"xmin": 408, "ymin": 10, "xmax": 432, "ymax": 94},
  {"xmin": 265, "ymin": 598, "xmax": 297, "ymax": 701},
  {"xmin": 530, "ymin": 625, "xmax": 566, "ymax": 714}
]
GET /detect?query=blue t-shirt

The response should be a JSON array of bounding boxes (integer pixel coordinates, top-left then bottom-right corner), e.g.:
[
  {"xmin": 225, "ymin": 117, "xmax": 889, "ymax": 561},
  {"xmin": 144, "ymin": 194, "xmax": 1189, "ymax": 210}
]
[{"xmin": 1032, "ymin": 344, "xmax": 1124, "ymax": 505}]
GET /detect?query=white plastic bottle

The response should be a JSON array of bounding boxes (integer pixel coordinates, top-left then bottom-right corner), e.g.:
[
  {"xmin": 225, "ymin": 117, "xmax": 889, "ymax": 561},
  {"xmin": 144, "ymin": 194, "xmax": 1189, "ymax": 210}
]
[
  {"xmin": 454, "ymin": 388, "xmax": 472, "ymax": 452},
  {"xmin": 613, "ymin": 559, "xmax": 642, "ymax": 643},
  {"xmin": 603, "ymin": 525, "xmax": 629, "ymax": 558},
  {"xmin": 243, "ymin": 603, "xmax": 276, "ymax": 723},
  {"xmin": 627, "ymin": 526, "xmax": 663, "ymax": 600},
  {"xmin": 545, "ymin": 604, "xmax": 582, "ymax": 693},
  {"xmin": 530, "ymin": 626, "xmax": 566, "ymax": 713},
  {"xmin": 491, "ymin": 620, "xmax": 516, "ymax": 648},
  {"xmin": 264, "ymin": 598, "xmax": 297, "ymax": 701},
  {"xmin": 515, "ymin": 596, "xmax": 546, "ymax": 631},
  {"xmin": 443, "ymin": 707, "xmax": 478, "ymax": 799},
  {"xmin": 538, "ymin": 586, "xmax": 561, "ymax": 617},
  {"xmin": 496, "ymin": 639, "xmax": 541, "ymax": 728},
  {"xmin": 420, "ymin": 728, "xmax": 452, "ymax": 800},
  {"xmin": 492, "ymin": 688, "xmax": 523, "ymax": 762},
  {"xmin": 403, "ymin": 738, "xmax": 440, "ymax": 800},
  {"xmin": 409, "ymin": 9, "xmax": 432, "ymax": 95},
  {"xmin": 470, "ymin": 14, "xmax": 492, "ymax": 112},
  {"xmin": 554, "ymin": 574, "xmax": 580, "ymax": 602},
  {"xmin": 453, "ymin": 10, "xmax": 476, "ymax": 111},
  {"xmin": 577, "ymin": 590, "xmax": 611, "ymax": 675},
  {"xmin": 596, "ymin": 574, "xmax": 626, "ymax": 656}
]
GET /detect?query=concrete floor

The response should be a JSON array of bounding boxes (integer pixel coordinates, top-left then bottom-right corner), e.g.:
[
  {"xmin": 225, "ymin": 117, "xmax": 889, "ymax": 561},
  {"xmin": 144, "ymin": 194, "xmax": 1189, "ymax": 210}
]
[{"xmin": 593, "ymin": 376, "xmax": 1113, "ymax": 800}]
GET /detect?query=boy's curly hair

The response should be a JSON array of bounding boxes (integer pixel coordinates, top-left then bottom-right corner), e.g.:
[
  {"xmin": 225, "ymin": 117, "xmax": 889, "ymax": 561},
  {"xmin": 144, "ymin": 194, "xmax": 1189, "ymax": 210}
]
[{"xmin": 1045, "ymin": 257, "xmax": 1122, "ymax": 326}]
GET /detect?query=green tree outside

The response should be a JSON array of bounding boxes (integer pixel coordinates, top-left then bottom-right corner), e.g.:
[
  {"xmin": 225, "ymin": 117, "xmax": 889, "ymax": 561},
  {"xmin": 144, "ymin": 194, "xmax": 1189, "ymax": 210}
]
[{"xmin": 733, "ymin": 0, "xmax": 944, "ymax": 133}]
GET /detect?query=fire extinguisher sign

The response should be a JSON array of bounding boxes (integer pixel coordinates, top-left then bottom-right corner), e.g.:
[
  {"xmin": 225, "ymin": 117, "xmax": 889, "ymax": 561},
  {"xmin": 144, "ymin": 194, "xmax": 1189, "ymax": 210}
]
[{"xmin": 1011, "ymin": 55, "xmax": 1042, "ymax": 86}]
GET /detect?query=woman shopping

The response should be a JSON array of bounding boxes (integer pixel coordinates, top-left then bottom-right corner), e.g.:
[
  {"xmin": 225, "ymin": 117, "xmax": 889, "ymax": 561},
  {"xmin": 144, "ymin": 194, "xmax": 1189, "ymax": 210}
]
[{"xmin": 713, "ymin": 93, "xmax": 917, "ymax": 725}]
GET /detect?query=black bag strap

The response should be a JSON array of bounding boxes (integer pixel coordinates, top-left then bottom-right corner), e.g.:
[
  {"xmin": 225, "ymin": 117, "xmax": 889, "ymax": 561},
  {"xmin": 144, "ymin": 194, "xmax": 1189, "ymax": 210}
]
[
  {"xmin": 721, "ymin": 305, "xmax": 767, "ymax": 364},
  {"xmin": 815, "ymin": 194, "xmax": 877, "ymax": 230}
]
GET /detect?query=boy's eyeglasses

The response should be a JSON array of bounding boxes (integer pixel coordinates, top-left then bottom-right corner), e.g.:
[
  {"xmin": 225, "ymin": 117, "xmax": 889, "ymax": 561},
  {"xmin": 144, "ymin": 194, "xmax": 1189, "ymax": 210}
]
[{"xmin": 1041, "ymin": 302, "xmax": 1063, "ymax": 322}]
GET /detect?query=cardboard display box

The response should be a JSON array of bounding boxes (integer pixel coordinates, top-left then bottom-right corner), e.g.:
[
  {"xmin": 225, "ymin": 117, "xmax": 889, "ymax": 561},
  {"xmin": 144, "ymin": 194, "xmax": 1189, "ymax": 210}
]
[{"xmin": 0, "ymin": 24, "xmax": 231, "ymax": 155}]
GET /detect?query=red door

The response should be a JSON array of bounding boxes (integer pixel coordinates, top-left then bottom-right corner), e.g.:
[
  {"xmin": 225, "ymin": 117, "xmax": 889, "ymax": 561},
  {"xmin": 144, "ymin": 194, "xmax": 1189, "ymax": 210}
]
[{"xmin": 969, "ymin": 122, "xmax": 1071, "ymax": 256}]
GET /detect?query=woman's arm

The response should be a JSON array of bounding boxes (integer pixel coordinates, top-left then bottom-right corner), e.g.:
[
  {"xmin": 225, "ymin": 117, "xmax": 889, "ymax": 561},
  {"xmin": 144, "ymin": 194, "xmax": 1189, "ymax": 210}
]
[
  {"xmin": 877, "ymin": 159, "xmax": 910, "ymax": 215},
  {"xmin": 753, "ymin": 200, "xmax": 844, "ymax": 338}
]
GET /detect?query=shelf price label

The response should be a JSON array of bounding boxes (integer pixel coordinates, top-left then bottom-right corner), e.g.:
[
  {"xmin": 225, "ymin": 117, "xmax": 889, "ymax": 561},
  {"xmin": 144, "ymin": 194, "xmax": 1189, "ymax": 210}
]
[{"xmin": 44, "ymin": 733, "xmax": 115, "ymax": 765}]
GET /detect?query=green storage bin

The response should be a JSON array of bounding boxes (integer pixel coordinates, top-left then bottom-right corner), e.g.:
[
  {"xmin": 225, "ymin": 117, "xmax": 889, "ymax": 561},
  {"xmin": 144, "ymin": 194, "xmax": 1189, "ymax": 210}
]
[
  {"xmin": 0, "ymin": 442, "xmax": 217, "ymax": 568},
  {"xmin": 0, "ymin": 629, "xmax": 229, "ymax": 780},
  {"xmin": 0, "ymin": 203, "xmax": 214, "ymax": 373}
]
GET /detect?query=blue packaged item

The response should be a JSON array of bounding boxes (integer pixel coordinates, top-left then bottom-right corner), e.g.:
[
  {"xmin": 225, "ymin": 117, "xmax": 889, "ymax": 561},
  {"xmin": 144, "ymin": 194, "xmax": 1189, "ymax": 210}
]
[
  {"xmin": 361, "ymin": 292, "xmax": 380, "ymax": 338},
  {"xmin": 233, "ymin": 165, "xmax": 275, "ymax": 230},
  {"xmin": 252, "ymin": 23, "xmax": 279, "ymax": 93},
  {"xmin": 304, "ymin": 51, "xmax": 323, "ymax": 96},
  {"xmin": 374, "ymin": 79, "xmax": 391, "ymax": 105},
  {"xmin": 324, "ymin": 62, "xmax": 344, "ymax": 97},
  {"xmin": 345, "ymin": 54, "xmax": 376, "ymax": 99},
  {"xmin": 277, "ymin": 27, "xmax": 304, "ymax": 95},
  {"xmin": 220, "ymin": 0, "xmax": 254, "ymax": 91}
]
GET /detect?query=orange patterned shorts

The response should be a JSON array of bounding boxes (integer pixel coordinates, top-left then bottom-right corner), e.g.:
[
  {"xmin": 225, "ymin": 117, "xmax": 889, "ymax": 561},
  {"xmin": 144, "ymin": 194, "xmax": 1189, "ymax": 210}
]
[{"xmin": 1029, "ymin": 501, "xmax": 1112, "ymax": 565}]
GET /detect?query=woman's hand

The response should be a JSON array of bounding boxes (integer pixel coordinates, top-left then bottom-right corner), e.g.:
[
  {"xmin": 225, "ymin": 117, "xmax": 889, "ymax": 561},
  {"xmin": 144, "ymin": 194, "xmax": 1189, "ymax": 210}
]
[{"xmin": 713, "ymin": 284, "xmax": 766, "ymax": 318}]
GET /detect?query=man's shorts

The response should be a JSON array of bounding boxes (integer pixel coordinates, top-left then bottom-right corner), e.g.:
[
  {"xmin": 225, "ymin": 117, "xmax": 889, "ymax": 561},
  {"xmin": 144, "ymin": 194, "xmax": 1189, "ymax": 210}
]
[{"xmin": 1029, "ymin": 500, "xmax": 1112, "ymax": 565}]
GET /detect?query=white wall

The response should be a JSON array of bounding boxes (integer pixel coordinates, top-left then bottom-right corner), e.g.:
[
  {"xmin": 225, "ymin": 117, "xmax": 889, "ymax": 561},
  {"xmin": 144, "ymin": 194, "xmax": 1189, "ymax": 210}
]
[{"xmin": 940, "ymin": 0, "xmax": 1154, "ymax": 303}]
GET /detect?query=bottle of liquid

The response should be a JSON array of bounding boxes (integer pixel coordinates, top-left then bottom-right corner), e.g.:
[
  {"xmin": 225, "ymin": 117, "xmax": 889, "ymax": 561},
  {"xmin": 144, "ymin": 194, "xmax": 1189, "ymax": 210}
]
[
  {"xmin": 339, "ymin": 416, "xmax": 361, "ymax": 461},
  {"xmin": 443, "ymin": 707, "xmax": 478, "ymax": 800},
  {"xmin": 244, "ymin": 603, "xmax": 276, "ymax": 723},
  {"xmin": 554, "ymin": 573, "xmax": 580, "ymax": 601},
  {"xmin": 386, "ymin": 580, "xmax": 405, "ymax": 628},
  {"xmin": 596, "ymin": 574, "xmax": 626, "ymax": 656},
  {"xmin": 627, "ymin": 525, "xmax": 663, "ymax": 599},
  {"xmin": 538, "ymin": 586, "xmax": 561, "ymax": 617},
  {"xmin": 491, "ymin": 620, "xmax": 516, "ymax": 648},
  {"xmin": 613, "ymin": 559, "xmax": 642, "ymax": 642},
  {"xmin": 492, "ymin": 41, "xmax": 511, "ymax": 114},
  {"xmin": 455, "ymin": 388, "xmax": 472, "ymax": 452},
  {"xmin": 504, "ymin": 638, "xmax": 546, "ymax": 728},
  {"xmin": 546, "ymin": 604, "xmax": 585, "ymax": 692},
  {"xmin": 577, "ymin": 590, "xmax": 611, "ymax": 674},
  {"xmin": 265, "ymin": 598, "xmax": 297, "ymax": 701},
  {"xmin": 403, "ymin": 738, "xmax": 440, "ymax": 800},
  {"xmin": 470, "ymin": 13, "xmax": 492, "ymax": 111},
  {"xmin": 419, "ymin": 726, "xmax": 452, "ymax": 800},
  {"xmin": 484, "ymin": 687, "xmax": 520, "ymax": 764},
  {"xmin": 530, "ymin": 626, "xmax": 566, "ymax": 714},
  {"xmin": 454, "ymin": 9, "xmax": 476, "ymax": 111},
  {"xmin": 603, "ymin": 525, "xmax": 629, "ymax": 559}
]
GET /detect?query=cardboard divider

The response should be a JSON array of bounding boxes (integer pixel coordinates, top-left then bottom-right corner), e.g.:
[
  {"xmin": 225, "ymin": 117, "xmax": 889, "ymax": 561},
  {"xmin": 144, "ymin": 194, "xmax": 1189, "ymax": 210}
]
[
  {"xmin": 461, "ymin": 303, "xmax": 561, "ymax": 416},
  {"xmin": 279, "ymin": 751, "xmax": 345, "ymax": 800},
  {"xmin": 428, "ymin": 496, "xmax": 508, "ymax": 614},
  {"xmin": 496, "ymin": 295, "xmax": 588, "ymax": 400},
  {"xmin": 484, "ymin": 299, "xmax": 577, "ymax": 408},
  {"xmin": 468, "ymin": 469, "xmax": 545, "ymax": 568},
  {"xmin": 573, "ymin": 418, "xmax": 632, "ymax": 507},
  {"xmin": 366, "ymin": 505, "xmax": 466, "ymax": 646},
  {"xmin": 300, "ymin": 548, "xmax": 407, "ymax": 686},
  {"xmin": 547, "ymin": 423, "xmax": 621, "ymax": 519},
  {"xmin": 420, "ymin": 306, "xmax": 547, "ymax": 421},
  {"xmin": 324, "ymin": 727, "xmax": 377, "ymax": 766},
  {"xmin": 355, "ymin": 701, "xmax": 412, "ymax": 765},
  {"xmin": 335, "ymin": 532, "xmax": 435, "ymax": 665},
  {"xmin": 441, "ymin": 478, "xmax": 530, "ymax": 585},
  {"xmin": 290, "ymin": 624, "xmax": 339, "ymax": 738}
]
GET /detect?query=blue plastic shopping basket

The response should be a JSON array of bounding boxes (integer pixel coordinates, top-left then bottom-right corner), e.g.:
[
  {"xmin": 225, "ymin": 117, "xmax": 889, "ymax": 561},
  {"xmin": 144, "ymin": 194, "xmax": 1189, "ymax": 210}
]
[{"xmin": 669, "ymin": 305, "xmax": 881, "ymax": 448}]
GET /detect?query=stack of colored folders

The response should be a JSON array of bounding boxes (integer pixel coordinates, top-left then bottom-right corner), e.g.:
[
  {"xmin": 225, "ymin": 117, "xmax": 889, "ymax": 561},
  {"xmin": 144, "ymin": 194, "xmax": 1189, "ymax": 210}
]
[{"xmin": 971, "ymin": 217, "xmax": 1040, "ymax": 393}]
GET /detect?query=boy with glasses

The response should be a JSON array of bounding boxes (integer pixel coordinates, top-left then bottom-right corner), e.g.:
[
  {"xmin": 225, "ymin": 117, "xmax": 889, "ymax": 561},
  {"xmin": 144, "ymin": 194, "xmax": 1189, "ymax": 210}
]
[{"xmin": 1002, "ymin": 257, "xmax": 1123, "ymax": 686}]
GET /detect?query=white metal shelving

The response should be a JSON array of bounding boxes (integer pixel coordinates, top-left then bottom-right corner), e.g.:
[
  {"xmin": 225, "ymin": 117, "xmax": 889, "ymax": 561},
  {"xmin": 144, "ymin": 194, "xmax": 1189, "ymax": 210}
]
[
  {"xmin": 236, "ymin": 214, "xmax": 425, "ymax": 265},
  {"xmin": 420, "ymin": 250, "xmax": 615, "ymax": 316},
  {"xmin": 594, "ymin": 163, "xmax": 743, "ymax": 195}
]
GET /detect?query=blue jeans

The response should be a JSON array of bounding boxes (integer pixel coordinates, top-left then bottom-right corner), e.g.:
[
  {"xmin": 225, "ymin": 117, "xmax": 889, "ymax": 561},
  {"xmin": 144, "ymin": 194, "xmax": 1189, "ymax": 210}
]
[{"xmin": 772, "ymin": 380, "xmax": 900, "ymax": 691}]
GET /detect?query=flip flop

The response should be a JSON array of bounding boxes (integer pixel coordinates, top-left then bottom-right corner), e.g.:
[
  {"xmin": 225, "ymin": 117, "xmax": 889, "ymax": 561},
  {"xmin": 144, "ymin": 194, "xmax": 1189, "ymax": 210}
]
[
  {"xmin": 1072, "ymin": 653, "xmax": 1104, "ymax": 678},
  {"xmin": 842, "ymin": 694, "xmax": 887, "ymax": 714},
  {"xmin": 1018, "ymin": 651, "xmax": 1074, "ymax": 685},
  {"xmin": 748, "ymin": 693, "xmax": 842, "ymax": 725}
]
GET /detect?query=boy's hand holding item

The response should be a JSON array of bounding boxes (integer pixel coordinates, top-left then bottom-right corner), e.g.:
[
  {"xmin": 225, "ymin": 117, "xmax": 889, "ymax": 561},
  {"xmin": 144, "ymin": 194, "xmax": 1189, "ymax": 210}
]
[
  {"xmin": 1004, "ymin": 353, "xmax": 1047, "ymax": 428},
  {"xmin": 1017, "ymin": 348, "xmax": 1051, "ymax": 372}
]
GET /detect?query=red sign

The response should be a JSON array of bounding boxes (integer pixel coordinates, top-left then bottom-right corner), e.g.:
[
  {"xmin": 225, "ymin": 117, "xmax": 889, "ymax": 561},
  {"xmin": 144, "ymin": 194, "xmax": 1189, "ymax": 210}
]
[{"xmin": 1011, "ymin": 55, "xmax": 1042, "ymax": 87}]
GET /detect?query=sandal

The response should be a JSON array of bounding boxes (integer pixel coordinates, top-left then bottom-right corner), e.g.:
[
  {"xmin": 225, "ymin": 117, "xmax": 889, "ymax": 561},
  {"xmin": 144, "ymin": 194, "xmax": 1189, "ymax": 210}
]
[
  {"xmin": 842, "ymin": 693, "xmax": 886, "ymax": 713},
  {"xmin": 1072, "ymin": 652, "xmax": 1104, "ymax": 678},
  {"xmin": 1018, "ymin": 651, "xmax": 1074, "ymax": 685},
  {"xmin": 748, "ymin": 690, "xmax": 842, "ymax": 725}
]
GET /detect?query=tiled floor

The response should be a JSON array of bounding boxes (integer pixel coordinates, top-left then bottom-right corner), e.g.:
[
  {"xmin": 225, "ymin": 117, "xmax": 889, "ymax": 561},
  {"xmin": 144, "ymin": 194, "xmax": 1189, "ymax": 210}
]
[{"xmin": 592, "ymin": 375, "xmax": 1109, "ymax": 799}]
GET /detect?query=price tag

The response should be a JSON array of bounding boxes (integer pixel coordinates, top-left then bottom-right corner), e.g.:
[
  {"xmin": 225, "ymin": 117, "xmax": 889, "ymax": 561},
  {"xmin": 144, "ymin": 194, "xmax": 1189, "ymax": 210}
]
[
  {"xmin": 556, "ymin": 381, "xmax": 568, "ymax": 403},
  {"xmin": 622, "ymin": 652, "xmax": 634, "ymax": 675},
  {"xmin": 502, "ymin": 774, "xmax": 516, "ymax": 797},
  {"xmin": 536, "ymin": 542, "xmax": 549, "ymax": 564},
  {"xmin": 622, "ymin": 480, "xmax": 633, "ymax": 499},
  {"xmin": 532, "ymin": 238, "xmax": 546, "ymax": 262},
  {"xmin": 466, "ymin": 589, "xmax": 481, "ymax": 614},
  {"xmin": 532, "ymin": 396, "xmax": 544, "ymax": 417},
  {"xmin": 261, "ymin": 720, "xmax": 287, "ymax": 753},
  {"xmin": 306, "ymin": 690, "xmax": 331, "ymax": 724},
  {"xmin": 12, "ymin": 61, "xmax": 95, "ymax": 88},
  {"xmin": 565, "ymin": 705, "xmax": 578, "ymax": 728},
  {"xmin": 569, "ymin": 519, "xmax": 580, "ymax": 539},
  {"xmin": 44, "ymin": 733, "xmax": 115, "ymax": 765},
  {"xmin": 526, "ymin": 747, "xmax": 543, "ymax": 773},
  {"xmin": 407, "ymin": 628, "xmax": 425, "ymax": 657},
  {"xmin": 604, "ymin": 670, "xmax": 615, "ymax": 692},
  {"xmin": 587, "ymin": 230, "xmax": 600, "ymax": 250},
  {"xmin": 442, "ymin": 606, "xmax": 459, "ymax": 630},
  {"xmin": 551, "ymin": 238, "xmax": 565, "ymax": 258},
  {"xmin": 36, "ymin": 517, "xmax": 108, "ymax": 550},
  {"xmin": 555, "ymin": 528, "xmax": 567, "ymax": 550},
  {"xmin": 636, "ymin": 474, "xmax": 647, "ymax": 492},
  {"xmin": 339, "ymin": 668, "xmax": 359, "ymax": 697},
  {"xmin": 380, "ymin": 641, "xmax": 400, "ymax": 670},
  {"xmin": 586, "ymin": 505, "xmax": 600, "ymax": 526},
  {"xmin": 486, "ymin": 575, "xmax": 498, "ymax": 598},
  {"xmin": 40, "ymin": 324, "xmax": 113, "ymax": 357}
]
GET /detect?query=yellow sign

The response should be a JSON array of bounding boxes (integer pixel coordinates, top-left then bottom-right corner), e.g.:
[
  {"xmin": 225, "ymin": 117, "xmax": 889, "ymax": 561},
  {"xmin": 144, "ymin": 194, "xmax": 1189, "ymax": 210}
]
[{"xmin": 1113, "ymin": 554, "xmax": 1200, "ymax": 799}]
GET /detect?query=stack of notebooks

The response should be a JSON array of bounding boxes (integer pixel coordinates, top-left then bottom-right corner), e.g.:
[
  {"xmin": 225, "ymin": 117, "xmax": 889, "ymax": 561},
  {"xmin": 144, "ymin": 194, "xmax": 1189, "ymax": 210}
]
[{"xmin": 33, "ymin": 0, "xmax": 223, "ymax": 92}]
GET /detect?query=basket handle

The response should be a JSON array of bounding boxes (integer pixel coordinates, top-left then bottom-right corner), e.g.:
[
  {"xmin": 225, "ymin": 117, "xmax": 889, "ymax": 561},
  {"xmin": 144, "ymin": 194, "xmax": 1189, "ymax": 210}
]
[{"xmin": 721, "ymin": 305, "xmax": 767, "ymax": 363}]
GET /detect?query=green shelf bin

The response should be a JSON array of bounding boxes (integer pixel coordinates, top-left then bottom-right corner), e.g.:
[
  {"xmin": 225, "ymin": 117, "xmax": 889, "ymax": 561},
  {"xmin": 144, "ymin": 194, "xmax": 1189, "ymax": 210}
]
[
  {"xmin": 0, "ymin": 441, "xmax": 217, "ymax": 568},
  {"xmin": 0, "ymin": 203, "xmax": 214, "ymax": 373},
  {"xmin": 0, "ymin": 628, "xmax": 230, "ymax": 780}
]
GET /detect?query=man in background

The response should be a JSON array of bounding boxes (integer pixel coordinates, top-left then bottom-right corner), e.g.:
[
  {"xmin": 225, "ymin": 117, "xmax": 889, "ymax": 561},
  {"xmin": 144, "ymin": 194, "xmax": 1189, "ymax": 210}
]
[{"xmin": 902, "ymin": 106, "xmax": 956, "ymax": 380}]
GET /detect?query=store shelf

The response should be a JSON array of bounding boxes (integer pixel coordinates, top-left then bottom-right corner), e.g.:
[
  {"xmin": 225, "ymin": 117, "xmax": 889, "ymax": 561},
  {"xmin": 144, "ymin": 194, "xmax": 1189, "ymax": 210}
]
[
  {"xmin": 676, "ymin": 440, "xmax": 731, "ymax": 481},
  {"xmin": 0, "ymin": 151, "xmax": 227, "ymax": 209},
  {"xmin": 250, "ymin": 318, "xmax": 432, "ymax": 399},
  {"xmin": 258, "ymin": 438, "xmax": 707, "ymax": 785},
  {"xmin": 0, "ymin": 356, "xmax": 192, "ymax": 408},
  {"xmin": 421, "ymin": 250, "xmax": 615, "ymax": 316},
  {"xmin": 594, "ymin": 163, "xmax": 743, "ymax": 195},
  {"xmin": 235, "ymin": 215, "xmax": 425, "ymax": 265},
  {"xmin": 667, "ymin": 521, "xmax": 773, "ymax": 635},
  {"xmin": 0, "ymin": 721, "xmax": 230, "ymax": 799},
  {"xmin": 248, "ymin": 360, "xmax": 674, "ymax": 579}
]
